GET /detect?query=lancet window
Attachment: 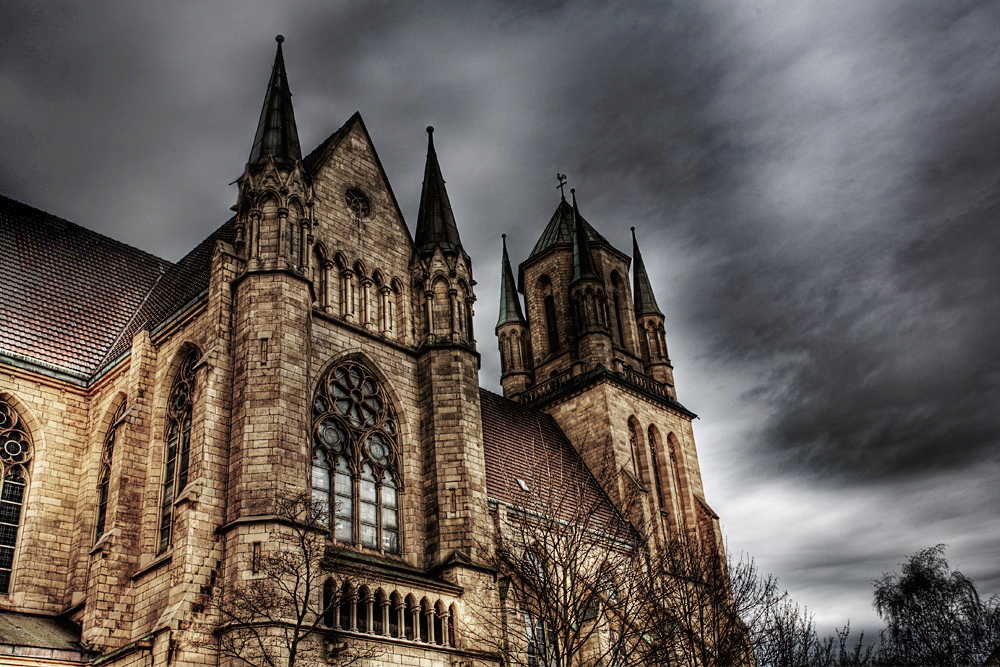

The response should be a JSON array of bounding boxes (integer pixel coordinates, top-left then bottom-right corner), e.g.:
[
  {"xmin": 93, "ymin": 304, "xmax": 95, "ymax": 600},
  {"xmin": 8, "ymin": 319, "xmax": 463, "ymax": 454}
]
[
  {"xmin": 312, "ymin": 361, "xmax": 401, "ymax": 554},
  {"xmin": 0, "ymin": 398, "xmax": 33, "ymax": 594},
  {"xmin": 95, "ymin": 401, "xmax": 127, "ymax": 541},
  {"xmin": 158, "ymin": 349, "xmax": 197, "ymax": 554}
]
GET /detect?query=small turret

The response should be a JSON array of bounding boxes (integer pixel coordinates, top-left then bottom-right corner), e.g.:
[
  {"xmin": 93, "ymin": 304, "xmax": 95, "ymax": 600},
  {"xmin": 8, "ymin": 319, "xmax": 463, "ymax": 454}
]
[
  {"xmin": 568, "ymin": 190, "xmax": 612, "ymax": 371},
  {"xmin": 631, "ymin": 227, "xmax": 674, "ymax": 390},
  {"xmin": 411, "ymin": 127, "xmax": 475, "ymax": 347},
  {"xmin": 414, "ymin": 127, "xmax": 467, "ymax": 260},
  {"xmin": 497, "ymin": 235, "xmax": 532, "ymax": 397},
  {"xmin": 248, "ymin": 35, "xmax": 302, "ymax": 169},
  {"xmin": 234, "ymin": 36, "xmax": 314, "ymax": 272}
]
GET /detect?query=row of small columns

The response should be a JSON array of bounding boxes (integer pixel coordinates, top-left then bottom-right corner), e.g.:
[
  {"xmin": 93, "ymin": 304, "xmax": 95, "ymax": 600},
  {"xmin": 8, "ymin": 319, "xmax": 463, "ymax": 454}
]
[
  {"xmin": 424, "ymin": 288, "xmax": 475, "ymax": 344},
  {"xmin": 337, "ymin": 270, "xmax": 396, "ymax": 336},
  {"xmin": 242, "ymin": 208, "xmax": 312, "ymax": 271},
  {"xmin": 325, "ymin": 595, "xmax": 455, "ymax": 646}
]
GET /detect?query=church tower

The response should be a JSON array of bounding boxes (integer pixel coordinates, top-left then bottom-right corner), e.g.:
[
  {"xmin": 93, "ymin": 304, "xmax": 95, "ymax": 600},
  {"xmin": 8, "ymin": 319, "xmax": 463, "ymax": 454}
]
[
  {"xmin": 503, "ymin": 185, "xmax": 722, "ymax": 548},
  {"xmin": 411, "ymin": 127, "xmax": 490, "ymax": 565},
  {"xmin": 228, "ymin": 35, "xmax": 316, "ymax": 519}
]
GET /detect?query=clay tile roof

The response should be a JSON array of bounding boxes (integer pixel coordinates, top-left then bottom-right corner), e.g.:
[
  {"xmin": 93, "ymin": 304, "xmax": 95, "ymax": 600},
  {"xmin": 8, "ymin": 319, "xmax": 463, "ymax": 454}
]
[
  {"xmin": 101, "ymin": 217, "xmax": 238, "ymax": 369},
  {"xmin": 480, "ymin": 388, "xmax": 627, "ymax": 536},
  {"xmin": 0, "ymin": 195, "xmax": 172, "ymax": 377}
]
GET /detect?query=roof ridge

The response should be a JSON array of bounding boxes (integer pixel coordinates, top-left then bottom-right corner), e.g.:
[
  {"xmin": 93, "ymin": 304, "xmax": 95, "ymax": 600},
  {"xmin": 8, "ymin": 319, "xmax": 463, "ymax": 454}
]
[{"xmin": 0, "ymin": 194, "xmax": 174, "ymax": 268}]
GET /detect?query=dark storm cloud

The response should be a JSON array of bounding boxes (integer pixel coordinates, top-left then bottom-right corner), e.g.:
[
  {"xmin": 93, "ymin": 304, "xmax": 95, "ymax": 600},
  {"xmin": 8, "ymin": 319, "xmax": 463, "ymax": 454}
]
[{"xmin": 2, "ymin": 0, "xmax": 997, "ymax": 635}]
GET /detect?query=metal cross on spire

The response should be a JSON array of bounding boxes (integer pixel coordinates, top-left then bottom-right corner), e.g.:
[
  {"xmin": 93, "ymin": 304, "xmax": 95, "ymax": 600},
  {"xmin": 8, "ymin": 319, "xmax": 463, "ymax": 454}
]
[{"xmin": 556, "ymin": 173, "xmax": 568, "ymax": 200}]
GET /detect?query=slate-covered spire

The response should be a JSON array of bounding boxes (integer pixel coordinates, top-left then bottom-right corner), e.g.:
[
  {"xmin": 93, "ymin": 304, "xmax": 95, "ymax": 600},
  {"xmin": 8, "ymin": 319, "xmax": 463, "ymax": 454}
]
[
  {"xmin": 248, "ymin": 35, "xmax": 302, "ymax": 168},
  {"xmin": 497, "ymin": 234, "xmax": 526, "ymax": 327},
  {"xmin": 631, "ymin": 227, "xmax": 663, "ymax": 316},
  {"xmin": 415, "ymin": 126, "xmax": 464, "ymax": 257},
  {"xmin": 570, "ymin": 189, "xmax": 599, "ymax": 286}
]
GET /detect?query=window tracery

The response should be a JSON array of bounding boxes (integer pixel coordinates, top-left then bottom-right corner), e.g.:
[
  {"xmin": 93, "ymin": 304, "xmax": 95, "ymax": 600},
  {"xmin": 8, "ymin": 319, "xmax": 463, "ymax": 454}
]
[
  {"xmin": 312, "ymin": 361, "xmax": 401, "ymax": 553},
  {"xmin": 96, "ymin": 400, "xmax": 127, "ymax": 541},
  {"xmin": 159, "ymin": 349, "xmax": 197, "ymax": 554},
  {"xmin": 0, "ymin": 398, "xmax": 32, "ymax": 594}
]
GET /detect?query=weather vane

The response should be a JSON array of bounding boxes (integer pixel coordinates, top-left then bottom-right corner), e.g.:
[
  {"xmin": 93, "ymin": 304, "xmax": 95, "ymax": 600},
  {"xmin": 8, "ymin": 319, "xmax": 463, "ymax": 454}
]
[{"xmin": 556, "ymin": 173, "xmax": 568, "ymax": 200}]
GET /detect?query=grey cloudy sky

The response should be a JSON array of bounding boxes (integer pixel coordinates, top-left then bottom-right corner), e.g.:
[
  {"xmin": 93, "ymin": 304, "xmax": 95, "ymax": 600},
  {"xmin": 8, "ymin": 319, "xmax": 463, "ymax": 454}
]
[{"xmin": 3, "ymin": 0, "xmax": 998, "ymax": 635}]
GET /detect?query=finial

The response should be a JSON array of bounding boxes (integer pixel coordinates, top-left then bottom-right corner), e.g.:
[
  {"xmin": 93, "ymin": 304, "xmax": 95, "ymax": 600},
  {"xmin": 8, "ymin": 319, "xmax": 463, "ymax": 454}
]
[
  {"xmin": 426, "ymin": 126, "xmax": 434, "ymax": 134},
  {"xmin": 631, "ymin": 226, "xmax": 636, "ymax": 232},
  {"xmin": 502, "ymin": 233, "xmax": 507, "ymax": 239},
  {"xmin": 275, "ymin": 35, "xmax": 284, "ymax": 43},
  {"xmin": 556, "ymin": 173, "xmax": 568, "ymax": 200}
]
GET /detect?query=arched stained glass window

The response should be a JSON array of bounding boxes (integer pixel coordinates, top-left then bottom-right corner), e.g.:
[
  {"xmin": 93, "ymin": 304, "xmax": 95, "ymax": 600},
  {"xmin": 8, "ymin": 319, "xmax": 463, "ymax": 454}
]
[
  {"xmin": 0, "ymin": 398, "xmax": 33, "ymax": 594},
  {"xmin": 312, "ymin": 361, "xmax": 401, "ymax": 554},
  {"xmin": 96, "ymin": 401, "xmax": 127, "ymax": 541},
  {"xmin": 159, "ymin": 349, "xmax": 197, "ymax": 554}
]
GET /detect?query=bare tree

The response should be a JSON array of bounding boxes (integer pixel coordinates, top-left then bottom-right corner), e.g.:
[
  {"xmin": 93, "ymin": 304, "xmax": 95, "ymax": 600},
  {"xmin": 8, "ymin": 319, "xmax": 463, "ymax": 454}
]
[
  {"xmin": 472, "ymin": 446, "xmax": 655, "ymax": 667},
  {"xmin": 207, "ymin": 492, "xmax": 381, "ymax": 667},
  {"xmin": 873, "ymin": 544, "xmax": 1000, "ymax": 666}
]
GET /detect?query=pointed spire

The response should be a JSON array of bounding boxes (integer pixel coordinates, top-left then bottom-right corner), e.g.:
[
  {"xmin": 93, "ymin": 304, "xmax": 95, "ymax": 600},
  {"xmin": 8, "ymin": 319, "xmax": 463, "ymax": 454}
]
[
  {"xmin": 570, "ymin": 190, "xmax": 599, "ymax": 286},
  {"xmin": 631, "ymin": 227, "xmax": 663, "ymax": 316},
  {"xmin": 415, "ymin": 126, "xmax": 464, "ymax": 257},
  {"xmin": 248, "ymin": 35, "xmax": 302, "ymax": 168},
  {"xmin": 497, "ymin": 234, "xmax": 526, "ymax": 327}
]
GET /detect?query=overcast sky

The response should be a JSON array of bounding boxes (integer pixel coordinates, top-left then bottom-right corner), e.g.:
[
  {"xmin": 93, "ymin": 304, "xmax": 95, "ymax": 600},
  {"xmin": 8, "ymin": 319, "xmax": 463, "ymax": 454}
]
[{"xmin": 3, "ymin": 1, "xmax": 998, "ymax": 636}]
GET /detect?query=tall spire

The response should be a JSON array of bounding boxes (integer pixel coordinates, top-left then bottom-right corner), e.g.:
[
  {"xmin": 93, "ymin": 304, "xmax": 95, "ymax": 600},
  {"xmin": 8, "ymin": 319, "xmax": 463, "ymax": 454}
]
[
  {"xmin": 248, "ymin": 35, "xmax": 302, "ymax": 168},
  {"xmin": 415, "ymin": 126, "xmax": 464, "ymax": 257},
  {"xmin": 631, "ymin": 227, "xmax": 663, "ymax": 316},
  {"xmin": 570, "ymin": 189, "xmax": 599, "ymax": 286},
  {"xmin": 497, "ymin": 234, "xmax": 526, "ymax": 327}
]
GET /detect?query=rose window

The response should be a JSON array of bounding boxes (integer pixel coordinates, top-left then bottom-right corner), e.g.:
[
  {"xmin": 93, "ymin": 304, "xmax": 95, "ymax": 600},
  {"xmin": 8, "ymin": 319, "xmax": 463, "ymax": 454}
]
[{"xmin": 312, "ymin": 361, "xmax": 401, "ymax": 553}]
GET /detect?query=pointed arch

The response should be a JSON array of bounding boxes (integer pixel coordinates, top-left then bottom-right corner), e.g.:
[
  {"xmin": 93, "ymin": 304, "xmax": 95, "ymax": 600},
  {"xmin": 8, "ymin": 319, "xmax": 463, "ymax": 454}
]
[
  {"xmin": 433, "ymin": 600, "xmax": 447, "ymax": 645},
  {"xmin": 448, "ymin": 602, "xmax": 459, "ymax": 647},
  {"xmin": 95, "ymin": 393, "xmax": 128, "ymax": 541},
  {"xmin": 431, "ymin": 275, "xmax": 450, "ymax": 340},
  {"xmin": 626, "ymin": 417, "xmax": 644, "ymax": 481},
  {"xmin": 419, "ymin": 597, "xmax": 432, "ymax": 642},
  {"xmin": 610, "ymin": 271, "xmax": 629, "ymax": 349},
  {"xmin": 390, "ymin": 278, "xmax": 406, "ymax": 343},
  {"xmin": 312, "ymin": 355, "xmax": 403, "ymax": 554},
  {"xmin": 404, "ymin": 593, "xmax": 418, "ymax": 640},
  {"xmin": 646, "ymin": 424, "xmax": 668, "ymax": 513},
  {"xmin": 0, "ymin": 393, "xmax": 35, "ymax": 595},
  {"xmin": 322, "ymin": 578, "xmax": 337, "ymax": 627},
  {"xmin": 665, "ymin": 432, "xmax": 688, "ymax": 532},
  {"xmin": 374, "ymin": 588, "xmax": 388, "ymax": 636},
  {"xmin": 389, "ymin": 591, "xmax": 403, "ymax": 638},
  {"xmin": 158, "ymin": 345, "xmax": 201, "ymax": 554},
  {"xmin": 537, "ymin": 275, "xmax": 559, "ymax": 355}
]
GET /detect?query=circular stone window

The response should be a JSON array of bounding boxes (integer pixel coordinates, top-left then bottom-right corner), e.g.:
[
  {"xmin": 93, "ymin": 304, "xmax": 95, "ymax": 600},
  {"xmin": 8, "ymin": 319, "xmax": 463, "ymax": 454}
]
[{"xmin": 345, "ymin": 188, "xmax": 372, "ymax": 218}]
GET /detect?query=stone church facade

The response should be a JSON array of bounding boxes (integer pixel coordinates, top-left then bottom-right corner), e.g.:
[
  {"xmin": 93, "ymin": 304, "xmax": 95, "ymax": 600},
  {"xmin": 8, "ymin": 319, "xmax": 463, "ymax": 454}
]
[{"xmin": 0, "ymin": 38, "xmax": 724, "ymax": 667}]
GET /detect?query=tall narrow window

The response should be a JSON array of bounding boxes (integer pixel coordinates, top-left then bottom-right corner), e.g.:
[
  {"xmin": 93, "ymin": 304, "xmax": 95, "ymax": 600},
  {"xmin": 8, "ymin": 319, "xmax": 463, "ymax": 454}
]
[
  {"xmin": 96, "ymin": 401, "xmax": 127, "ymax": 541},
  {"xmin": 159, "ymin": 350, "xmax": 197, "ymax": 554},
  {"xmin": 312, "ymin": 361, "xmax": 402, "ymax": 554},
  {"xmin": 0, "ymin": 398, "xmax": 32, "ymax": 594},
  {"xmin": 544, "ymin": 296, "xmax": 560, "ymax": 354},
  {"xmin": 627, "ymin": 420, "xmax": 642, "ymax": 478},
  {"xmin": 648, "ymin": 425, "xmax": 667, "ymax": 510},
  {"xmin": 613, "ymin": 289, "xmax": 624, "ymax": 347},
  {"xmin": 525, "ymin": 613, "xmax": 559, "ymax": 667}
]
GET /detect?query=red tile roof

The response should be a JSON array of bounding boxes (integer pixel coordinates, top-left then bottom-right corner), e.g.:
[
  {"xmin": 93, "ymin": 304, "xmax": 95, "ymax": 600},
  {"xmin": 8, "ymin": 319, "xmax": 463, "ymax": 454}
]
[
  {"xmin": 0, "ymin": 195, "xmax": 172, "ymax": 377},
  {"xmin": 479, "ymin": 388, "xmax": 627, "ymax": 537},
  {"xmin": 100, "ymin": 217, "xmax": 237, "ymax": 368}
]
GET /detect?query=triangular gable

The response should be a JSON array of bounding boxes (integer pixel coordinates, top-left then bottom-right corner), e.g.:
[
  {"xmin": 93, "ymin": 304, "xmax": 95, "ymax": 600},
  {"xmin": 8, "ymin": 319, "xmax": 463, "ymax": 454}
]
[{"xmin": 304, "ymin": 112, "xmax": 415, "ymax": 248}]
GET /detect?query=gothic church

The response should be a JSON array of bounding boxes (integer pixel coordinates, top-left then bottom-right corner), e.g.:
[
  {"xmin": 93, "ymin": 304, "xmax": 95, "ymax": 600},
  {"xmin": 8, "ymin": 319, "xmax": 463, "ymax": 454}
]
[{"xmin": 0, "ymin": 38, "xmax": 724, "ymax": 667}]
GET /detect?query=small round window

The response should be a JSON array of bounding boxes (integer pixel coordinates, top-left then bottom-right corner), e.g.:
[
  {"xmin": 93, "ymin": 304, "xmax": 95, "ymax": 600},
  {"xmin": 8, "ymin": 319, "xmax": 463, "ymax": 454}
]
[{"xmin": 345, "ymin": 188, "xmax": 372, "ymax": 218}]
